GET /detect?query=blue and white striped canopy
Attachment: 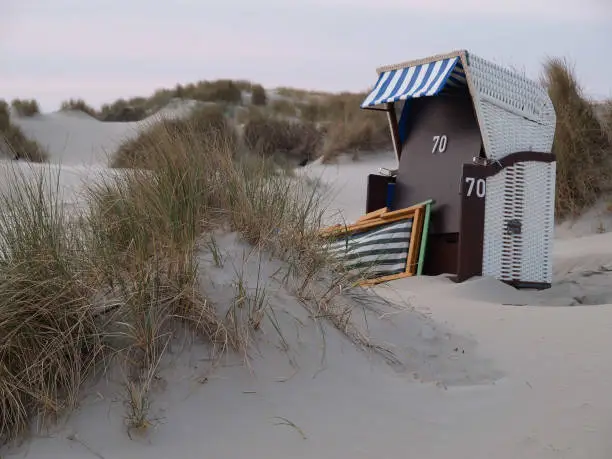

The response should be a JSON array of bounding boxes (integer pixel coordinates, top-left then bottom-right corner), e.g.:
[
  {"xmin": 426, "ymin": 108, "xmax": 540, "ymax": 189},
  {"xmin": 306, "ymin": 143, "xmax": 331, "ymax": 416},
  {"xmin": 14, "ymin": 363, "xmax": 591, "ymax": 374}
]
[{"xmin": 361, "ymin": 56, "xmax": 466, "ymax": 108}]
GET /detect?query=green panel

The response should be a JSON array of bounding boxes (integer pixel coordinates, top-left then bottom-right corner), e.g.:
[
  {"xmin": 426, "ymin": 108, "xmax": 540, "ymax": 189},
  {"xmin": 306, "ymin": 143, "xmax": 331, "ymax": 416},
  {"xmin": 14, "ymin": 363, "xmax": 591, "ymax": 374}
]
[{"xmin": 416, "ymin": 200, "xmax": 433, "ymax": 276}]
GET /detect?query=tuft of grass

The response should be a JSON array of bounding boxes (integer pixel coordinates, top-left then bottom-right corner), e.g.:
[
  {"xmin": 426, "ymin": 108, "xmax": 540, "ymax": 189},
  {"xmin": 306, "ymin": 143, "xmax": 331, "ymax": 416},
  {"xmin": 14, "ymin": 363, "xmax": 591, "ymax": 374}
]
[
  {"xmin": 0, "ymin": 100, "xmax": 49, "ymax": 162},
  {"xmin": 269, "ymin": 99, "xmax": 298, "ymax": 118},
  {"xmin": 600, "ymin": 100, "xmax": 612, "ymax": 135},
  {"xmin": 275, "ymin": 87, "xmax": 330, "ymax": 101},
  {"xmin": 1, "ymin": 126, "xmax": 49, "ymax": 163},
  {"xmin": 250, "ymin": 85, "xmax": 267, "ymax": 106},
  {"xmin": 0, "ymin": 164, "xmax": 102, "ymax": 442},
  {"xmin": 123, "ymin": 338, "xmax": 168, "ymax": 438},
  {"xmin": 187, "ymin": 79, "xmax": 243, "ymax": 104},
  {"xmin": 110, "ymin": 105, "xmax": 237, "ymax": 169},
  {"xmin": 100, "ymin": 99, "xmax": 148, "ymax": 122},
  {"xmin": 320, "ymin": 115, "xmax": 390, "ymax": 162},
  {"xmin": 97, "ymin": 79, "xmax": 255, "ymax": 122},
  {"xmin": 206, "ymin": 234, "xmax": 224, "ymax": 268},
  {"xmin": 242, "ymin": 117, "xmax": 322, "ymax": 164},
  {"xmin": 0, "ymin": 100, "xmax": 10, "ymax": 131},
  {"xmin": 543, "ymin": 57, "xmax": 612, "ymax": 218},
  {"xmin": 60, "ymin": 99, "xmax": 99, "ymax": 118},
  {"xmin": 225, "ymin": 249, "xmax": 271, "ymax": 353},
  {"xmin": 10, "ymin": 99, "xmax": 40, "ymax": 117},
  {"xmin": 293, "ymin": 92, "xmax": 392, "ymax": 161}
]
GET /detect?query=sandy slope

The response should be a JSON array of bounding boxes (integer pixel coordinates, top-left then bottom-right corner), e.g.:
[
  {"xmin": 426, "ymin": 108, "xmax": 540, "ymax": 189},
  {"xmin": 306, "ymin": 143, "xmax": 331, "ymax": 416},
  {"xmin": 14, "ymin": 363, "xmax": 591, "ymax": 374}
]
[
  {"xmin": 12, "ymin": 111, "xmax": 137, "ymax": 165},
  {"xmin": 2, "ymin": 116, "xmax": 612, "ymax": 458},
  {"xmin": 10, "ymin": 100, "xmax": 197, "ymax": 166}
]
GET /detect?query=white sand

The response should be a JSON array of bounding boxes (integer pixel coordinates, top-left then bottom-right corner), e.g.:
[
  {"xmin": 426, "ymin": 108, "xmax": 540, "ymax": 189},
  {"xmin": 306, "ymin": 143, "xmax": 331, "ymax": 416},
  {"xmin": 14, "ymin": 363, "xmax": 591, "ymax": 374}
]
[{"xmin": 2, "ymin": 114, "xmax": 612, "ymax": 458}]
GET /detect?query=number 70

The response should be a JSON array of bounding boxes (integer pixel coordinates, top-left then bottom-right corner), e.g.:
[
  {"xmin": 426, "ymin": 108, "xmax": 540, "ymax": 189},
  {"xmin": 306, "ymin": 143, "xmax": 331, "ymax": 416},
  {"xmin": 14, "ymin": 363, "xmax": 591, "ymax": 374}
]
[
  {"xmin": 465, "ymin": 177, "xmax": 486, "ymax": 197},
  {"xmin": 432, "ymin": 134, "xmax": 448, "ymax": 154}
]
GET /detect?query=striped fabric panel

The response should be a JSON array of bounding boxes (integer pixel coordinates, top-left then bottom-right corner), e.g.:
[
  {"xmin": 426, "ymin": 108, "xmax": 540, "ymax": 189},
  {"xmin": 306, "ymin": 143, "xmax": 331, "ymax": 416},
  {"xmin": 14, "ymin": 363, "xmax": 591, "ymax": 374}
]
[
  {"xmin": 360, "ymin": 57, "xmax": 466, "ymax": 108},
  {"xmin": 327, "ymin": 219, "xmax": 412, "ymax": 278}
]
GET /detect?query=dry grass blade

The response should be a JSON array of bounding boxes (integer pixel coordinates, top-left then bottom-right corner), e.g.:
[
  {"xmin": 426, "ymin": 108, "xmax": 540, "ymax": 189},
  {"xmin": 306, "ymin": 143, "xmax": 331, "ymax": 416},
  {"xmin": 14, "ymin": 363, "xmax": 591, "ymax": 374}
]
[{"xmin": 272, "ymin": 416, "xmax": 307, "ymax": 440}]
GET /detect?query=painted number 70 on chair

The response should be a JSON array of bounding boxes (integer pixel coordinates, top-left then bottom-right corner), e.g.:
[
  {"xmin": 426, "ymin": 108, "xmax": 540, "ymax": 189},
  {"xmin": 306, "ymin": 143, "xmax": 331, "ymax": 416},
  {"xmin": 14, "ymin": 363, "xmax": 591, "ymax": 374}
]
[{"xmin": 464, "ymin": 177, "xmax": 486, "ymax": 198}]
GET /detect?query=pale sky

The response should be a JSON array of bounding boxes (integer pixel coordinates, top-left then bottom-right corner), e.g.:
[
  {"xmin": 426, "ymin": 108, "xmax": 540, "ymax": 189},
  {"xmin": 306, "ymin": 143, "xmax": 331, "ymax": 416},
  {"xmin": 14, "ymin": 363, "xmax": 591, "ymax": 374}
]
[{"xmin": 1, "ymin": 0, "xmax": 610, "ymax": 112}]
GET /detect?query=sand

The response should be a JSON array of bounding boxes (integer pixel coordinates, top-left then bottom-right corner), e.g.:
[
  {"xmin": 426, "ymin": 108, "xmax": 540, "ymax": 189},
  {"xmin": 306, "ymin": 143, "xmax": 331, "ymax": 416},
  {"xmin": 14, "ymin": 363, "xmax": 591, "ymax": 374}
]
[{"xmin": 2, "ymin": 107, "xmax": 612, "ymax": 458}]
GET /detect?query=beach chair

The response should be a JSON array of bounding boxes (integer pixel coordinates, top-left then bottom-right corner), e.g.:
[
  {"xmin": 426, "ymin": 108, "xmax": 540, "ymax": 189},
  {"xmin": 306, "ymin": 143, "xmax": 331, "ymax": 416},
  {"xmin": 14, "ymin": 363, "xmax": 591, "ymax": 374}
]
[{"xmin": 359, "ymin": 50, "xmax": 557, "ymax": 289}]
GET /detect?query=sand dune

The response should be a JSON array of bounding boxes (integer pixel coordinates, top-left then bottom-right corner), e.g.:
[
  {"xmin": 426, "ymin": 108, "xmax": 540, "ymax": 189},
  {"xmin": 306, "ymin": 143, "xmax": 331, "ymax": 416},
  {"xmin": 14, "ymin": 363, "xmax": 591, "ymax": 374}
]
[
  {"xmin": 12, "ymin": 112, "xmax": 136, "ymax": 165},
  {"xmin": 2, "ymin": 112, "xmax": 612, "ymax": 458},
  {"xmin": 10, "ymin": 99, "xmax": 200, "ymax": 166}
]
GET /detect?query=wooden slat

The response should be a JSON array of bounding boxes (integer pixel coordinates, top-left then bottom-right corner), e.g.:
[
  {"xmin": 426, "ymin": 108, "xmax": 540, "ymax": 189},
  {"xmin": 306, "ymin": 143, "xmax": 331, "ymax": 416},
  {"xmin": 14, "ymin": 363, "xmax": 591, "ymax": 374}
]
[
  {"xmin": 359, "ymin": 271, "xmax": 413, "ymax": 286},
  {"xmin": 378, "ymin": 199, "xmax": 434, "ymax": 221},
  {"xmin": 406, "ymin": 207, "xmax": 424, "ymax": 275},
  {"xmin": 320, "ymin": 214, "xmax": 414, "ymax": 238},
  {"xmin": 356, "ymin": 207, "xmax": 388, "ymax": 223},
  {"xmin": 320, "ymin": 201, "xmax": 433, "ymax": 238}
]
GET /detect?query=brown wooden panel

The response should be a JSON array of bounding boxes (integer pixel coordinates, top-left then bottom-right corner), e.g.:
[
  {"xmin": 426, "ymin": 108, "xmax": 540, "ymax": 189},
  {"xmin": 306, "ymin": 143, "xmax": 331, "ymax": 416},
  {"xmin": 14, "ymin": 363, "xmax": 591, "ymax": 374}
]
[
  {"xmin": 366, "ymin": 174, "xmax": 395, "ymax": 214},
  {"xmin": 393, "ymin": 93, "xmax": 482, "ymax": 234},
  {"xmin": 456, "ymin": 164, "xmax": 487, "ymax": 282},
  {"xmin": 422, "ymin": 233, "xmax": 459, "ymax": 276}
]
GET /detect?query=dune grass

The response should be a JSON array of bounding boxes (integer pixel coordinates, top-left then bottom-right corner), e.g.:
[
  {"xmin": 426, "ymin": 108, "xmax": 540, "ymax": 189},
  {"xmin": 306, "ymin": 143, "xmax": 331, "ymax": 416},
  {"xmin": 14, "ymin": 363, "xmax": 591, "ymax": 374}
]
[
  {"xmin": 99, "ymin": 99, "xmax": 150, "ymax": 122},
  {"xmin": 543, "ymin": 58, "xmax": 612, "ymax": 218},
  {"xmin": 320, "ymin": 114, "xmax": 390, "ymax": 161},
  {"xmin": 269, "ymin": 99, "xmax": 299, "ymax": 118},
  {"xmin": 98, "ymin": 79, "xmax": 260, "ymax": 122},
  {"xmin": 601, "ymin": 100, "xmax": 612, "ymax": 134},
  {"xmin": 0, "ymin": 100, "xmax": 10, "ymax": 132},
  {"xmin": 10, "ymin": 99, "xmax": 40, "ymax": 117},
  {"xmin": 110, "ymin": 105, "xmax": 237, "ymax": 169},
  {"xmin": 250, "ymin": 84, "xmax": 267, "ymax": 106},
  {"xmin": 0, "ymin": 100, "xmax": 49, "ymax": 162},
  {"xmin": 0, "ymin": 104, "xmax": 368, "ymax": 444},
  {"xmin": 293, "ymin": 92, "xmax": 391, "ymax": 160},
  {"xmin": 60, "ymin": 99, "xmax": 99, "ymax": 118},
  {"xmin": 274, "ymin": 87, "xmax": 331, "ymax": 100},
  {"xmin": 0, "ymin": 164, "xmax": 101, "ymax": 441},
  {"xmin": 242, "ymin": 116, "xmax": 322, "ymax": 165},
  {"xmin": 70, "ymin": 79, "xmax": 389, "ymax": 160}
]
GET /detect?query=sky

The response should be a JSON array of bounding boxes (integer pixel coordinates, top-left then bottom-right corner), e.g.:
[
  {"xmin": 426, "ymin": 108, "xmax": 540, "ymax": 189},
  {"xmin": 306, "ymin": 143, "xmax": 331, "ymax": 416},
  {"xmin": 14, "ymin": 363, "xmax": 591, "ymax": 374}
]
[{"xmin": 1, "ymin": 0, "xmax": 610, "ymax": 112}]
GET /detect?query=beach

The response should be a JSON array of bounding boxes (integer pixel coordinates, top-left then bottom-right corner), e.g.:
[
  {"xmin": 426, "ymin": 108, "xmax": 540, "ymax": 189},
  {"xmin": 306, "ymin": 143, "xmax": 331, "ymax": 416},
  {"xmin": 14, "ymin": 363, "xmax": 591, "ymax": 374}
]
[{"xmin": 1, "ymin": 108, "xmax": 612, "ymax": 459}]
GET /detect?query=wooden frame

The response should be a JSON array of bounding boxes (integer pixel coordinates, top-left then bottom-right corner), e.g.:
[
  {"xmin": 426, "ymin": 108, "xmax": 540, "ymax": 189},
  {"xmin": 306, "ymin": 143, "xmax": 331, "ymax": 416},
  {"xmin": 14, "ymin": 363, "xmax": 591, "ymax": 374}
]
[
  {"xmin": 320, "ymin": 200, "xmax": 433, "ymax": 286},
  {"xmin": 356, "ymin": 207, "xmax": 388, "ymax": 223}
]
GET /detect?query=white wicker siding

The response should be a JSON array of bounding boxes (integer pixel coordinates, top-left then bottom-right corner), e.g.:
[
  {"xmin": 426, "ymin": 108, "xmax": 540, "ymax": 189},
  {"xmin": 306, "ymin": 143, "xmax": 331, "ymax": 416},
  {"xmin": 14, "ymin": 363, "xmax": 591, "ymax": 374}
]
[
  {"xmin": 482, "ymin": 171, "xmax": 506, "ymax": 278},
  {"xmin": 504, "ymin": 162, "xmax": 525, "ymax": 281},
  {"xmin": 519, "ymin": 162, "xmax": 555, "ymax": 284},
  {"xmin": 482, "ymin": 162, "xmax": 555, "ymax": 285},
  {"xmin": 466, "ymin": 54, "xmax": 556, "ymax": 161}
]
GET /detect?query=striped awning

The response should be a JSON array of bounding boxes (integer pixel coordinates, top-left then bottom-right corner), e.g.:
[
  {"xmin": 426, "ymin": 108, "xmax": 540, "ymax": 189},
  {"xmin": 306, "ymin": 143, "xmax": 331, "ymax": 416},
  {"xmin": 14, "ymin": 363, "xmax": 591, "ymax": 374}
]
[{"xmin": 360, "ymin": 56, "xmax": 467, "ymax": 109}]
